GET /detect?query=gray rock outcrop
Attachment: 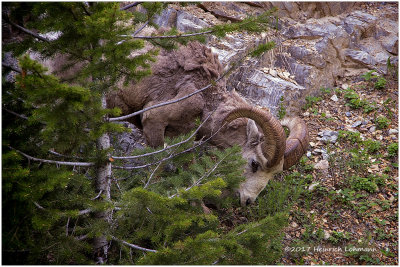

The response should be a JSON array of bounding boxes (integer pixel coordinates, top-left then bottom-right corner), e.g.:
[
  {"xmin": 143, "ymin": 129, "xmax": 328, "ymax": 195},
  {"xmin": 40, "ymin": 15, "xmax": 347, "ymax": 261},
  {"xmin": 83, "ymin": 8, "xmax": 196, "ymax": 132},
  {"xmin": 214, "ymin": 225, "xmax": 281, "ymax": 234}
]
[{"xmin": 151, "ymin": 2, "xmax": 398, "ymax": 117}]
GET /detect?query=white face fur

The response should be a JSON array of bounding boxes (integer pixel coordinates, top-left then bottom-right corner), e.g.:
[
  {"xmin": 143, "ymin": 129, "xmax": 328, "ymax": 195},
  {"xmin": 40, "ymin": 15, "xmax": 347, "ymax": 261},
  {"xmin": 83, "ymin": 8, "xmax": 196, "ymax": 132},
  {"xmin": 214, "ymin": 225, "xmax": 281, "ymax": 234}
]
[{"xmin": 238, "ymin": 120, "xmax": 284, "ymax": 206}]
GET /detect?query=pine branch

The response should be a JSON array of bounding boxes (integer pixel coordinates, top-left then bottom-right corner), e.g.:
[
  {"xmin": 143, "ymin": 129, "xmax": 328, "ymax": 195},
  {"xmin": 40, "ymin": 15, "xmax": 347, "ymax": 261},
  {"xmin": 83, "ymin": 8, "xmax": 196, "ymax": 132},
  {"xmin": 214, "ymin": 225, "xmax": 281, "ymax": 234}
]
[
  {"xmin": 4, "ymin": 91, "xmax": 41, "ymax": 109},
  {"xmin": 3, "ymin": 110, "xmax": 89, "ymax": 161},
  {"xmin": 111, "ymin": 110, "xmax": 214, "ymax": 160},
  {"xmin": 111, "ymin": 236, "xmax": 157, "ymax": 253},
  {"xmin": 9, "ymin": 146, "xmax": 95, "ymax": 167},
  {"xmin": 169, "ymin": 151, "xmax": 231, "ymax": 198},
  {"xmin": 187, "ymin": 152, "xmax": 230, "ymax": 190}
]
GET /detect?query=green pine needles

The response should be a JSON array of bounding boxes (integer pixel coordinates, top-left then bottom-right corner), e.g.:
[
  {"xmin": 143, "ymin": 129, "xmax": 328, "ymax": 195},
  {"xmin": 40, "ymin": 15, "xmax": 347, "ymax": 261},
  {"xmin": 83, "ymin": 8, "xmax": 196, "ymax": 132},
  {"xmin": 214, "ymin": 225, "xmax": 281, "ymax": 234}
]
[{"xmin": 2, "ymin": 2, "xmax": 293, "ymax": 264}]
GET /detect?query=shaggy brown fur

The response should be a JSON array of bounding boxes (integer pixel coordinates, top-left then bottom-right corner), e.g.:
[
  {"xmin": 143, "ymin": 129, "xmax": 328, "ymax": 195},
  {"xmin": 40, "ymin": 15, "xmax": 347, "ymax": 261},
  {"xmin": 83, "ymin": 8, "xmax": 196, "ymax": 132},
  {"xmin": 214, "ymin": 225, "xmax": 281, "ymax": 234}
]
[{"xmin": 106, "ymin": 41, "xmax": 251, "ymax": 148}]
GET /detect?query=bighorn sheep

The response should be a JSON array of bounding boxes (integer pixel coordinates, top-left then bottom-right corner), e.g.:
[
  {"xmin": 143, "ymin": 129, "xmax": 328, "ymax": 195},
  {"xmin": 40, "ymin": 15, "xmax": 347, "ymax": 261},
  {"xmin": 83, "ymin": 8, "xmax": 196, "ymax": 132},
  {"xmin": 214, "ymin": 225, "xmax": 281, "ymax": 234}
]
[{"xmin": 107, "ymin": 41, "xmax": 309, "ymax": 206}]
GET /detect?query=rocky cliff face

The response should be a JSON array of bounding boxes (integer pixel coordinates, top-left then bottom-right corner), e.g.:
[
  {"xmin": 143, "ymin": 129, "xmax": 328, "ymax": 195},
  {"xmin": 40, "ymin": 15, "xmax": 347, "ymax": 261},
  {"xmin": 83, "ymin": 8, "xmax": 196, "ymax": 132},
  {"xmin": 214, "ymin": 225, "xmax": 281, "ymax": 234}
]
[
  {"xmin": 116, "ymin": 2, "xmax": 397, "ymax": 149},
  {"xmin": 149, "ymin": 2, "xmax": 398, "ymax": 116}
]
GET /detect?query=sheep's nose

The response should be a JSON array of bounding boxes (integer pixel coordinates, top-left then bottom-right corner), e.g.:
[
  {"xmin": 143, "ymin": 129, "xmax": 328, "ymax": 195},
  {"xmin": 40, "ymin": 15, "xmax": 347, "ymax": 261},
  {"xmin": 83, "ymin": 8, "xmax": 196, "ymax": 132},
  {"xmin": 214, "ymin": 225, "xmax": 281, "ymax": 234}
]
[{"xmin": 245, "ymin": 198, "xmax": 252, "ymax": 206}]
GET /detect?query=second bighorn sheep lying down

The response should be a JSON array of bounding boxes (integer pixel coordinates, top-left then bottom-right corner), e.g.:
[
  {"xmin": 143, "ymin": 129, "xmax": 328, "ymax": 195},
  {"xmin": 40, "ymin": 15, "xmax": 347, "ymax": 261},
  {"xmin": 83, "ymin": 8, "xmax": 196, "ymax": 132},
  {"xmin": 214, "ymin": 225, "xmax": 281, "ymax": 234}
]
[{"xmin": 107, "ymin": 41, "xmax": 309, "ymax": 206}]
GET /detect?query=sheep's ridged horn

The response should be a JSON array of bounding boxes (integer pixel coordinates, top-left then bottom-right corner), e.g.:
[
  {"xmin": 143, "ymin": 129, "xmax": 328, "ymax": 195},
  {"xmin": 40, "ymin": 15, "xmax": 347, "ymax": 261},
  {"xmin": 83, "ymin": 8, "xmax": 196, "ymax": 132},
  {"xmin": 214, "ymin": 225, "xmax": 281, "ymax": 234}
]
[
  {"xmin": 223, "ymin": 106, "xmax": 286, "ymax": 168},
  {"xmin": 281, "ymin": 117, "xmax": 309, "ymax": 170}
]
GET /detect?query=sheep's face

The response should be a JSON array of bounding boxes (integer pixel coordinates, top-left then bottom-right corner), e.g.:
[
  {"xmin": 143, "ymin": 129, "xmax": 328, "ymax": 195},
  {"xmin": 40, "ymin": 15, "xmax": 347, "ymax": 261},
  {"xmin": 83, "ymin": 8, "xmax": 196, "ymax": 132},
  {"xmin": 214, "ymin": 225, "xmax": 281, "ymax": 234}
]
[{"xmin": 237, "ymin": 120, "xmax": 284, "ymax": 206}]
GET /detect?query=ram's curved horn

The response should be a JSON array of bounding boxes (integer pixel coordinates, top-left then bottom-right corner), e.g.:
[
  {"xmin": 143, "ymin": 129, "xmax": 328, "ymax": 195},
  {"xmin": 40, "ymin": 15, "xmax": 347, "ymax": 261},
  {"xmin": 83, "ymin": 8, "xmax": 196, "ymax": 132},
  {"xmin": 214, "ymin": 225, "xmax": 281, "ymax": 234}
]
[
  {"xmin": 223, "ymin": 106, "xmax": 286, "ymax": 168},
  {"xmin": 281, "ymin": 117, "xmax": 309, "ymax": 170}
]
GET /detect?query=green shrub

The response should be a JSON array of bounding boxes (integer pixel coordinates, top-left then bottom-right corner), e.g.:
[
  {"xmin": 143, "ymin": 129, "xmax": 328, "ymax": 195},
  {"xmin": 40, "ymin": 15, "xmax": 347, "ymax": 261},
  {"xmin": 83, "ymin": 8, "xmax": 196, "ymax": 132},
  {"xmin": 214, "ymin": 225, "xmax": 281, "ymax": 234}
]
[
  {"xmin": 344, "ymin": 89, "xmax": 363, "ymax": 109},
  {"xmin": 320, "ymin": 87, "xmax": 332, "ymax": 96},
  {"xmin": 248, "ymin": 172, "xmax": 307, "ymax": 219},
  {"xmin": 343, "ymin": 88, "xmax": 378, "ymax": 112},
  {"xmin": 363, "ymin": 101, "xmax": 377, "ymax": 113},
  {"xmin": 375, "ymin": 116, "xmax": 390, "ymax": 129},
  {"xmin": 349, "ymin": 176, "xmax": 378, "ymax": 193},
  {"xmin": 278, "ymin": 96, "xmax": 286, "ymax": 120},
  {"xmin": 368, "ymin": 174, "xmax": 388, "ymax": 187},
  {"xmin": 362, "ymin": 70, "xmax": 386, "ymax": 89},
  {"xmin": 303, "ymin": 95, "xmax": 322, "ymax": 110},
  {"xmin": 329, "ymin": 231, "xmax": 351, "ymax": 244},
  {"xmin": 387, "ymin": 142, "xmax": 398, "ymax": 158},
  {"xmin": 374, "ymin": 77, "xmax": 387, "ymax": 89},
  {"xmin": 363, "ymin": 140, "xmax": 381, "ymax": 154},
  {"xmin": 361, "ymin": 70, "xmax": 376, "ymax": 82},
  {"xmin": 338, "ymin": 130, "xmax": 362, "ymax": 144}
]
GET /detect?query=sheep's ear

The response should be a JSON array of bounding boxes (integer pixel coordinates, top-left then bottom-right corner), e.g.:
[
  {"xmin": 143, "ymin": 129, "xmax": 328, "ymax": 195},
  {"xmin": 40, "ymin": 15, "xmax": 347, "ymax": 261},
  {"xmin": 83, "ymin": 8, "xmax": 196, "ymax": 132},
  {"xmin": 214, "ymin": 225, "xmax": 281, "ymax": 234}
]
[{"xmin": 247, "ymin": 119, "xmax": 260, "ymax": 146}]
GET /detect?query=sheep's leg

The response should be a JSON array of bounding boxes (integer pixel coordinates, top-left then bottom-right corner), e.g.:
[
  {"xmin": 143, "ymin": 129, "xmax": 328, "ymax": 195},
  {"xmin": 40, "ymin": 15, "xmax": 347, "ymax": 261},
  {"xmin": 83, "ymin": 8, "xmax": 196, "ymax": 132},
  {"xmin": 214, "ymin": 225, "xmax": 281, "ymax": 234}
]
[
  {"xmin": 141, "ymin": 101, "xmax": 168, "ymax": 148},
  {"xmin": 142, "ymin": 122, "xmax": 167, "ymax": 148},
  {"xmin": 142, "ymin": 83, "xmax": 204, "ymax": 148}
]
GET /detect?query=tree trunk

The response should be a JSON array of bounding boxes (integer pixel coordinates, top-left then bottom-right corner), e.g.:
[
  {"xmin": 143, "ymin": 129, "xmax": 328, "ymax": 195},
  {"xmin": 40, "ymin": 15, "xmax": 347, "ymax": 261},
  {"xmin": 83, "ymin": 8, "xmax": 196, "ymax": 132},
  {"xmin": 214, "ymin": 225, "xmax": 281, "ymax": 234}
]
[{"xmin": 93, "ymin": 95, "xmax": 112, "ymax": 264}]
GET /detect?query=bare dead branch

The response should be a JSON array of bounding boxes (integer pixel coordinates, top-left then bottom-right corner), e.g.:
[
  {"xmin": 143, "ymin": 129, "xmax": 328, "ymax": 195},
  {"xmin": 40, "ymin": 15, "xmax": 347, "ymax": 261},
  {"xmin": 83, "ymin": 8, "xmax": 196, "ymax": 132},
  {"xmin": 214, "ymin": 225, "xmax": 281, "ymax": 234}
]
[
  {"xmin": 9, "ymin": 146, "xmax": 95, "ymax": 167},
  {"xmin": 34, "ymin": 201, "xmax": 92, "ymax": 216},
  {"xmin": 111, "ymin": 110, "xmax": 215, "ymax": 160},
  {"xmin": 91, "ymin": 190, "xmax": 104, "ymax": 200},
  {"xmin": 117, "ymin": 20, "xmax": 149, "ymax": 45},
  {"xmin": 111, "ymin": 236, "xmax": 157, "ymax": 253},
  {"xmin": 187, "ymin": 152, "xmax": 230, "ymax": 190},
  {"xmin": 48, "ymin": 150, "xmax": 84, "ymax": 160},
  {"xmin": 144, "ymin": 161, "xmax": 162, "ymax": 189},
  {"xmin": 3, "ymin": 107, "xmax": 28, "ymax": 120},
  {"xmin": 120, "ymin": 2, "xmax": 143, "ymax": 11},
  {"xmin": 109, "ymin": 83, "xmax": 214, "ymax": 122},
  {"xmin": 7, "ymin": 20, "xmax": 50, "ymax": 43},
  {"xmin": 132, "ymin": 30, "xmax": 214, "ymax": 40},
  {"xmin": 76, "ymin": 234, "xmax": 89, "ymax": 241},
  {"xmin": 33, "ymin": 201, "xmax": 45, "ymax": 210},
  {"xmin": 132, "ymin": 20, "xmax": 149, "ymax": 37},
  {"xmin": 2, "ymin": 62, "xmax": 22, "ymax": 73},
  {"xmin": 79, "ymin": 209, "xmax": 92, "ymax": 215},
  {"xmin": 81, "ymin": 3, "xmax": 91, "ymax": 16},
  {"xmin": 66, "ymin": 217, "xmax": 70, "ymax": 236},
  {"xmin": 112, "ymin": 122, "xmax": 226, "ymax": 170}
]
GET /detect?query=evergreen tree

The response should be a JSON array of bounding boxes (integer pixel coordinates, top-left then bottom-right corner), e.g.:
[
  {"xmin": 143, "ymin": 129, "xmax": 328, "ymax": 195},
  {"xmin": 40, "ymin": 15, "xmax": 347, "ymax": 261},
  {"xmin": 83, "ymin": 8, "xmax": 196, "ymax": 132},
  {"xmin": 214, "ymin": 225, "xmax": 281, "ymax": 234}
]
[{"xmin": 2, "ymin": 2, "xmax": 289, "ymax": 264}]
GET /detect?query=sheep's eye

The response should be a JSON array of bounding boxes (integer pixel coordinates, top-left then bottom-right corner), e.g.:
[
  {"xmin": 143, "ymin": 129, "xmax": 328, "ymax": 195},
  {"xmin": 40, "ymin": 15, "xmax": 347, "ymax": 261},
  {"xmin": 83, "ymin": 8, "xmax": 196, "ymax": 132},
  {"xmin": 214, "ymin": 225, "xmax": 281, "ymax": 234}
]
[
  {"xmin": 250, "ymin": 140, "xmax": 259, "ymax": 146},
  {"xmin": 251, "ymin": 159, "xmax": 259, "ymax": 173}
]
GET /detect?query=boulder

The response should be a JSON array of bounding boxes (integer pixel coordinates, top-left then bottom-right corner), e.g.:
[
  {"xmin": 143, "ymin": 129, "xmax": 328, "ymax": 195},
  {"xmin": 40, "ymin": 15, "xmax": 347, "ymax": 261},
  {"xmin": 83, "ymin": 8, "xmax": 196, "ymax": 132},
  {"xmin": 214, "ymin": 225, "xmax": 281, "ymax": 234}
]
[
  {"xmin": 111, "ymin": 122, "xmax": 146, "ymax": 155},
  {"xmin": 227, "ymin": 61, "xmax": 306, "ymax": 115},
  {"xmin": 153, "ymin": 8, "xmax": 210, "ymax": 32}
]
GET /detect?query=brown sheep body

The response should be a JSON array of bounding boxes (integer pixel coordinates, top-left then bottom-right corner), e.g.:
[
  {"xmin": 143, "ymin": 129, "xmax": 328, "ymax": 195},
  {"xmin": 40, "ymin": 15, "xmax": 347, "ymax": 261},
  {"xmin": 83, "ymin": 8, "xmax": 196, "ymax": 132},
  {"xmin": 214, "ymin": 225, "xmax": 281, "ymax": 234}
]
[
  {"xmin": 106, "ymin": 41, "xmax": 250, "ymax": 149},
  {"xmin": 106, "ymin": 41, "xmax": 310, "ymax": 206}
]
